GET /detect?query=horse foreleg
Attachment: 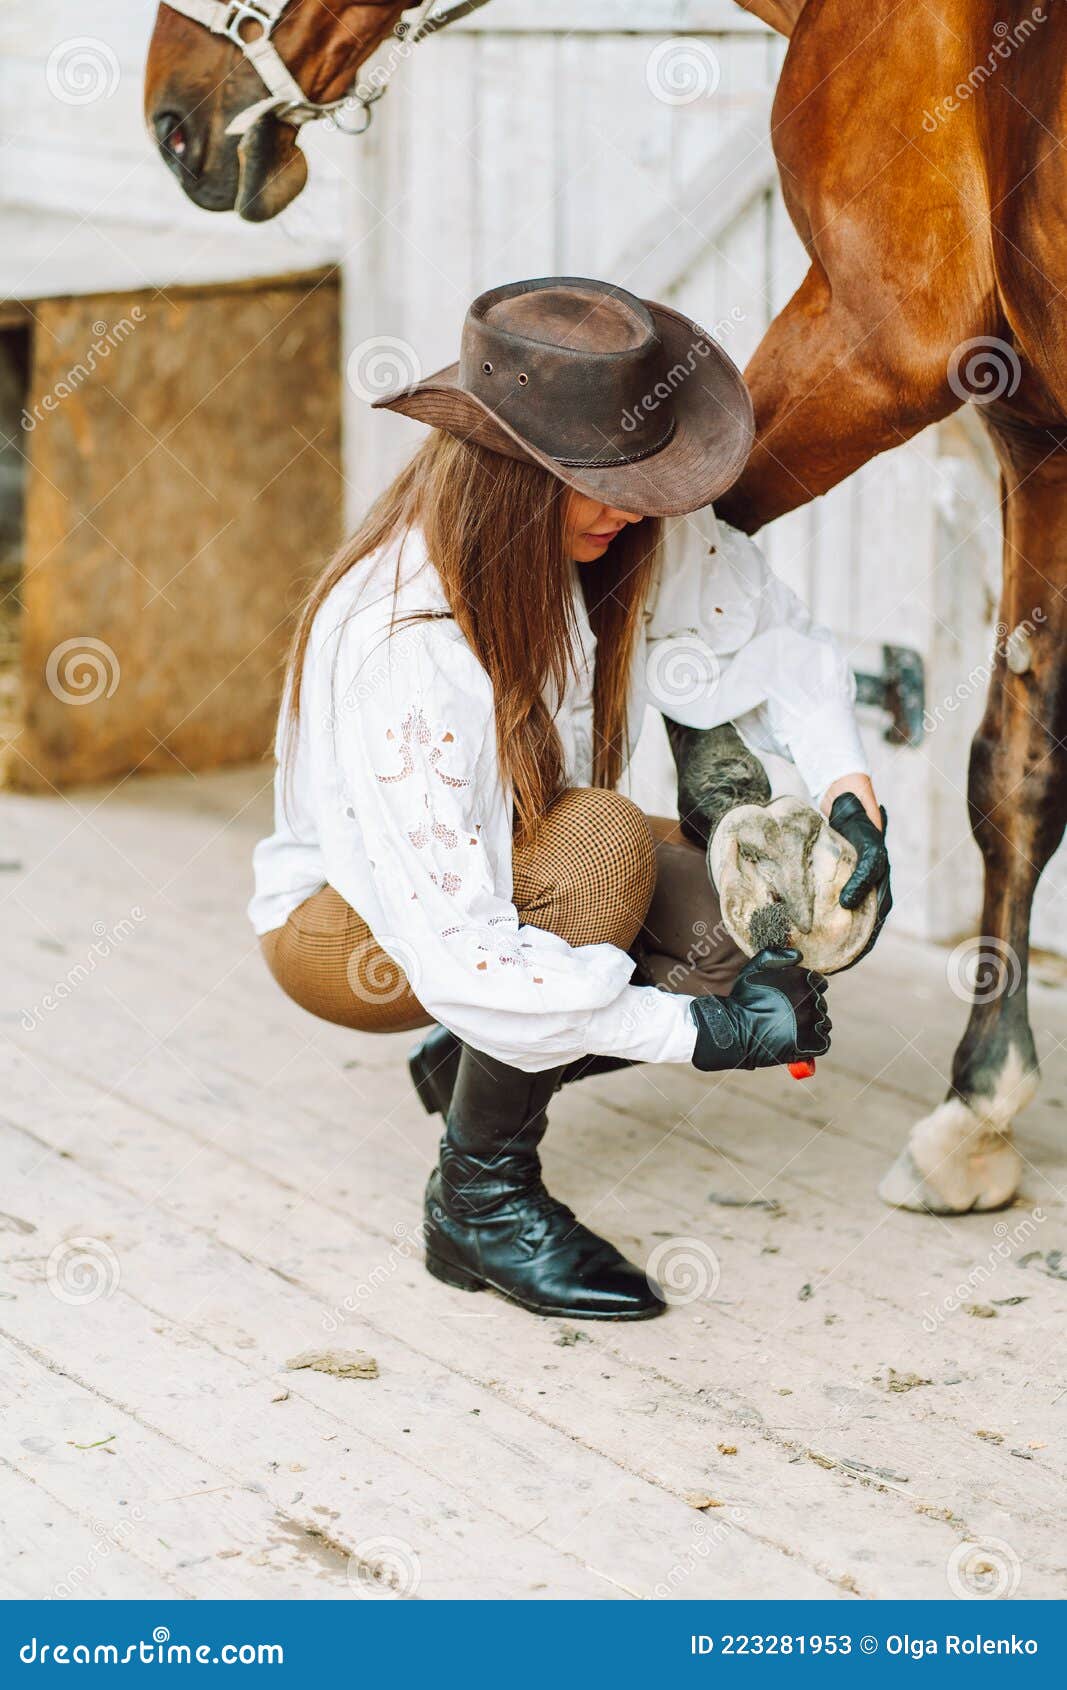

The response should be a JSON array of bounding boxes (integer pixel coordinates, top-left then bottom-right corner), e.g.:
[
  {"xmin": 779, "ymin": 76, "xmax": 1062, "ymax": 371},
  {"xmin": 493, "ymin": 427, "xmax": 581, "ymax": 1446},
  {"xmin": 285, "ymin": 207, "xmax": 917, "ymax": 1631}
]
[
  {"xmin": 717, "ymin": 265, "xmax": 960, "ymax": 534},
  {"xmin": 672, "ymin": 266, "xmax": 961, "ymax": 839},
  {"xmin": 881, "ymin": 407, "xmax": 1067, "ymax": 1213},
  {"xmin": 665, "ymin": 720, "xmax": 771, "ymax": 849}
]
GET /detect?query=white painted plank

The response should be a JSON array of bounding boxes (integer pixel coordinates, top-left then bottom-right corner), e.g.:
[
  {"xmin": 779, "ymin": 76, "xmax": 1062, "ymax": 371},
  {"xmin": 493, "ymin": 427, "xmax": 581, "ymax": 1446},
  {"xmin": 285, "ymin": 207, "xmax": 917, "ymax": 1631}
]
[
  {"xmin": 473, "ymin": 34, "xmax": 560, "ymax": 283},
  {"xmin": 557, "ymin": 34, "xmax": 675, "ymax": 278},
  {"xmin": 0, "ymin": 210, "xmax": 338, "ymax": 303},
  {"xmin": 609, "ymin": 119, "xmax": 774, "ymax": 303}
]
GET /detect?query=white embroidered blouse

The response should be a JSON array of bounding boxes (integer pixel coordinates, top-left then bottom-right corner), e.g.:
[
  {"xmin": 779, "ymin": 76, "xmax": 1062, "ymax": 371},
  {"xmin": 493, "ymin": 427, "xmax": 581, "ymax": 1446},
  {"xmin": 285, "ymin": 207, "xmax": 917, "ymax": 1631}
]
[{"xmin": 249, "ymin": 507, "xmax": 869, "ymax": 1071}]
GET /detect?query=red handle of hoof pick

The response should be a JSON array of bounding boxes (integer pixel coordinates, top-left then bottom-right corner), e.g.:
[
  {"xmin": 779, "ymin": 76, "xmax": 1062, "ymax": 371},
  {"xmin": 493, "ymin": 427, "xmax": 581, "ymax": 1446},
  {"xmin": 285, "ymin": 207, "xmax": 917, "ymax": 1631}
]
[{"xmin": 788, "ymin": 1059, "xmax": 816, "ymax": 1081}]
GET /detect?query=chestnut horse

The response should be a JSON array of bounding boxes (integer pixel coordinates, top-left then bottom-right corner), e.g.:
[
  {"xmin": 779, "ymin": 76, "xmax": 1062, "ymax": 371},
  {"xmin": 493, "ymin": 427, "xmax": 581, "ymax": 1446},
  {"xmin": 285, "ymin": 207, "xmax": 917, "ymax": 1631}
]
[{"xmin": 145, "ymin": 0, "xmax": 1067, "ymax": 1214}]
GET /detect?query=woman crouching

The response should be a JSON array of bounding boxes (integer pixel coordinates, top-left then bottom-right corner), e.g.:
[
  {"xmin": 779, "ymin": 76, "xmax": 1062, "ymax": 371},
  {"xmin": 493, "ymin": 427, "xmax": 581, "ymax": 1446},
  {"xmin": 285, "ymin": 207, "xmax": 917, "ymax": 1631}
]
[{"xmin": 250, "ymin": 277, "xmax": 890, "ymax": 1321}]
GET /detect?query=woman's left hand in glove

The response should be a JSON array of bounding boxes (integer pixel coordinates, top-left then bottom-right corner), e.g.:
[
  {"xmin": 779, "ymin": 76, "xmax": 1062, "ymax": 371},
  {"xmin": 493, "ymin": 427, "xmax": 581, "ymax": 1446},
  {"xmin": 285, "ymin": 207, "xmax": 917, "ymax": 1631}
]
[{"xmin": 826, "ymin": 784, "xmax": 892, "ymax": 967}]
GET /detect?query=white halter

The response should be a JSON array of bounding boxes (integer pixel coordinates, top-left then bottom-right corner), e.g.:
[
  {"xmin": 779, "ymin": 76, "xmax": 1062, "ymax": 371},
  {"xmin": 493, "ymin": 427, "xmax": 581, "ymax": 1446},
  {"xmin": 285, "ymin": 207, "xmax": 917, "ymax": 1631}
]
[{"xmin": 161, "ymin": 0, "xmax": 490, "ymax": 136}]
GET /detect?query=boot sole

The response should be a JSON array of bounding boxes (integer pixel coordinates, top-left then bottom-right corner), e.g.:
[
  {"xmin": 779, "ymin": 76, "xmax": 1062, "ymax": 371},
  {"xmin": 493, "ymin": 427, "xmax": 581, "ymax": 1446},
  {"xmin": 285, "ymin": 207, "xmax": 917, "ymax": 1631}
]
[{"xmin": 424, "ymin": 1249, "xmax": 666, "ymax": 1320}]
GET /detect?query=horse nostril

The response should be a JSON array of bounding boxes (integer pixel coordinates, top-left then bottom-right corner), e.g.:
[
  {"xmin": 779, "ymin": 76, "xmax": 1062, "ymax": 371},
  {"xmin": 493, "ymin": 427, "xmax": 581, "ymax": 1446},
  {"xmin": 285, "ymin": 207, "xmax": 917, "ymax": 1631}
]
[{"xmin": 154, "ymin": 111, "xmax": 190, "ymax": 163}]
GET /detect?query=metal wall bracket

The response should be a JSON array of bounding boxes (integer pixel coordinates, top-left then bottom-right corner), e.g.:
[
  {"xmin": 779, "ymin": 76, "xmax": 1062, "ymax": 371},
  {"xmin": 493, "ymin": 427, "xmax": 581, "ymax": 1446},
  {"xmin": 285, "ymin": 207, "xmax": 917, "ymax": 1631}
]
[{"xmin": 853, "ymin": 644, "xmax": 926, "ymax": 748}]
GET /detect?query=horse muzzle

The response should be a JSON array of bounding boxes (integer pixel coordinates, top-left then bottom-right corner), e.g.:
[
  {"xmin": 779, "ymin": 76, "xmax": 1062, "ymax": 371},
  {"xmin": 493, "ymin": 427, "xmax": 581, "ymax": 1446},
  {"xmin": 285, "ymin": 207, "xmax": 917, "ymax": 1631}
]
[{"xmin": 149, "ymin": 100, "xmax": 306, "ymax": 221}]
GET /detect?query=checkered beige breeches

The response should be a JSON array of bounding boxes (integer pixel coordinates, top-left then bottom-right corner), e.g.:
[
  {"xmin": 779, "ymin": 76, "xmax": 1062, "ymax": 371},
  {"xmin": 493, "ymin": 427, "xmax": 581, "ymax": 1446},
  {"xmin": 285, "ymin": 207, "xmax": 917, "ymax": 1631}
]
[{"xmin": 261, "ymin": 787, "xmax": 745, "ymax": 1034}]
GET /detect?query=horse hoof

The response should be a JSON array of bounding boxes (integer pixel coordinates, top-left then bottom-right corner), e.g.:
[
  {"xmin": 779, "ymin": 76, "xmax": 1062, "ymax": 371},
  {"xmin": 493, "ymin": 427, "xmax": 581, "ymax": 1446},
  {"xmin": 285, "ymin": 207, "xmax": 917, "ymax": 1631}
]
[{"xmin": 879, "ymin": 1099, "xmax": 1024, "ymax": 1214}]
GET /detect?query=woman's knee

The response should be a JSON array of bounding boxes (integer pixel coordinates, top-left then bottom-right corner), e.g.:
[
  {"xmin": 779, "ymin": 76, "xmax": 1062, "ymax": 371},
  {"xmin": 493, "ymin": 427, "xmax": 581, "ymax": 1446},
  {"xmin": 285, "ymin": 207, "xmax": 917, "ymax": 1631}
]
[{"xmin": 514, "ymin": 787, "xmax": 657, "ymax": 949}]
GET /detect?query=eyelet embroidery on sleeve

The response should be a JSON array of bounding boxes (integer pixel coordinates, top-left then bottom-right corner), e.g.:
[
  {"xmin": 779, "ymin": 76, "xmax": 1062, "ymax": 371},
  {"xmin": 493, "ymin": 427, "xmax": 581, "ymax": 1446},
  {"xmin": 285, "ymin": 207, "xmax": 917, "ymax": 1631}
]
[
  {"xmin": 469, "ymin": 929, "xmax": 543, "ymax": 978},
  {"xmin": 409, "ymin": 817, "xmax": 459, "ymax": 850},
  {"xmin": 430, "ymin": 730, "xmax": 470, "ymax": 789},
  {"xmin": 375, "ymin": 710, "xmax": 471, "ymax": 790},
  {"xmin": 373, "ymin": 703, "xmax": 535, "ymax": 968}
]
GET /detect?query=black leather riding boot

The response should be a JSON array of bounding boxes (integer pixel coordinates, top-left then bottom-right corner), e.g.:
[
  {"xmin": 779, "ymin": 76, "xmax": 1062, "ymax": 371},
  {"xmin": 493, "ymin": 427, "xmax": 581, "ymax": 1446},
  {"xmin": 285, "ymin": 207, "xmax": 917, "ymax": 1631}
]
[
  {"xmin": 423, "ymin": 1043, "xmax": 665, "ymax": 1320},
  {"xmin": 410, "ymin": 1023, "xmax": 636, "ymax": 1119}
]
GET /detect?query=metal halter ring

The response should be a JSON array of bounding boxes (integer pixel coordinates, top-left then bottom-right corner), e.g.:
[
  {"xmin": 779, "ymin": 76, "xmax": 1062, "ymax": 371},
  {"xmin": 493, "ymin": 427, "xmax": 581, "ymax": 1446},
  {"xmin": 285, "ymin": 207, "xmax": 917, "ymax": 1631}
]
[{"xmin": 221, "ymin": 2, "xmax": 275, "ymax": 48}]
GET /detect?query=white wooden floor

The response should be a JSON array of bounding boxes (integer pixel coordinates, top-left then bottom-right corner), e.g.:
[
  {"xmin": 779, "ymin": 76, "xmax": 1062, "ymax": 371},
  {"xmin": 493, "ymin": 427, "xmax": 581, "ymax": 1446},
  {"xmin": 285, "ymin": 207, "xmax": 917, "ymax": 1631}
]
[{"xmin": 2, "ymin": 766, "xmax": 1066, "ymax": 1601}]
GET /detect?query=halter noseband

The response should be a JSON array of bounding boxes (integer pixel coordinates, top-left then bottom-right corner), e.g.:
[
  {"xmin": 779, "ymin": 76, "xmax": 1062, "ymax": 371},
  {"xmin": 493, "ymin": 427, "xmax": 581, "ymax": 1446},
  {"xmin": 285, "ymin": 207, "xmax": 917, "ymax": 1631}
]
[{"xmin": 160, "ymin": 0, "xmax": 491, "ymax": 137}]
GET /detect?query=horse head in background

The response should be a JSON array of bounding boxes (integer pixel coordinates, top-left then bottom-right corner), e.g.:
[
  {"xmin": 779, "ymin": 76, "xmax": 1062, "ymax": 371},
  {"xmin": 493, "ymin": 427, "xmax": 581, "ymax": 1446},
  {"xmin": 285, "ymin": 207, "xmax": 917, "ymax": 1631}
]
[{"xmin": 144, "ymin": 1, "xmax": 417, "ymax": 219}]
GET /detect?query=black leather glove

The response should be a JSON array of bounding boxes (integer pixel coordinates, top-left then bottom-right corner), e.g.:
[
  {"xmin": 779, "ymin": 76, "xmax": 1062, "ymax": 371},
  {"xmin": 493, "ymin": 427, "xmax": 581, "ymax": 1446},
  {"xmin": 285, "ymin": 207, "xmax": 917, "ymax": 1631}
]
[
  {"xmin": 690, "ymin": 947, "xmax": 831, "ymax": 1072},
  {"xmin": 828, "ymin": 792, "xmax": 892, "ymax": 968}
]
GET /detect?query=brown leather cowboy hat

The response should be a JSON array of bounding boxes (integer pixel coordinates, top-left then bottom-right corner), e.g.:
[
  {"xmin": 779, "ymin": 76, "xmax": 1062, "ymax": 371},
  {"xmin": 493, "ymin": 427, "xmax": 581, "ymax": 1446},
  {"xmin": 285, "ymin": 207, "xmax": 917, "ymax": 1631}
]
[{"xmin": 372, "ymin": 276, "xmax": 754, "ymax": 518}]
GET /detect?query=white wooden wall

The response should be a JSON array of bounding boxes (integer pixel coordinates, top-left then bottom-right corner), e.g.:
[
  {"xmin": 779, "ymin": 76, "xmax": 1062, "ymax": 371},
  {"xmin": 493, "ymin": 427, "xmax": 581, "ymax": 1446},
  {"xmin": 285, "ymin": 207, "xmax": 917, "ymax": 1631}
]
[{"xmin": 343, "ymin": 0, "xmax": 1067, "ymax": 951}]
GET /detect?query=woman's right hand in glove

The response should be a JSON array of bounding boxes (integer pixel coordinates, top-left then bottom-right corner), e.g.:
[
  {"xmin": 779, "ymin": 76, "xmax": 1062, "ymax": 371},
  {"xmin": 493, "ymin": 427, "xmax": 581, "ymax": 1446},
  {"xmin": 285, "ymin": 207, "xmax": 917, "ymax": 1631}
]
[{"xmin": 689, "ymin": 947, "xmax": 831, "ymax": 1072}]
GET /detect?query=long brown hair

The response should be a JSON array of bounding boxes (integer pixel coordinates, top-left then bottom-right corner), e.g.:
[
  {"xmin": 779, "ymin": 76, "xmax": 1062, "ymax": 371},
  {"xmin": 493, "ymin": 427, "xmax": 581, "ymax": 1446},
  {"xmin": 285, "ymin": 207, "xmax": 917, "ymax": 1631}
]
[{"xmin": 284, "ymin": 430, "xmax": 660, "ymax": 839}]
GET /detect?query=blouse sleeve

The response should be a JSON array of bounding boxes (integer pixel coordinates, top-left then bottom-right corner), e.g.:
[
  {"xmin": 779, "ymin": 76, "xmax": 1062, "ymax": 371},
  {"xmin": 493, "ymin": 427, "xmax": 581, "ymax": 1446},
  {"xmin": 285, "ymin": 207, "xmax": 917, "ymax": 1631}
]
[
  {"xmin": 334, "ymin": 619, "xmax": 697, "ymax": 1072},
  {"xmin": 645, "ymin": 509, "xmax": 870, "ymax": 802}
]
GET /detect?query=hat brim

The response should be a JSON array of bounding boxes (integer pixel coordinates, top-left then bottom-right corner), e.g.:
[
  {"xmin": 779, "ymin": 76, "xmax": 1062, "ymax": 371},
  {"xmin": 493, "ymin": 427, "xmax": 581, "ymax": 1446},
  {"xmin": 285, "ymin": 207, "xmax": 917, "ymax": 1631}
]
[{"xmin": 371, "ymin": 300, "xmax": 754, "ymax": 518}]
